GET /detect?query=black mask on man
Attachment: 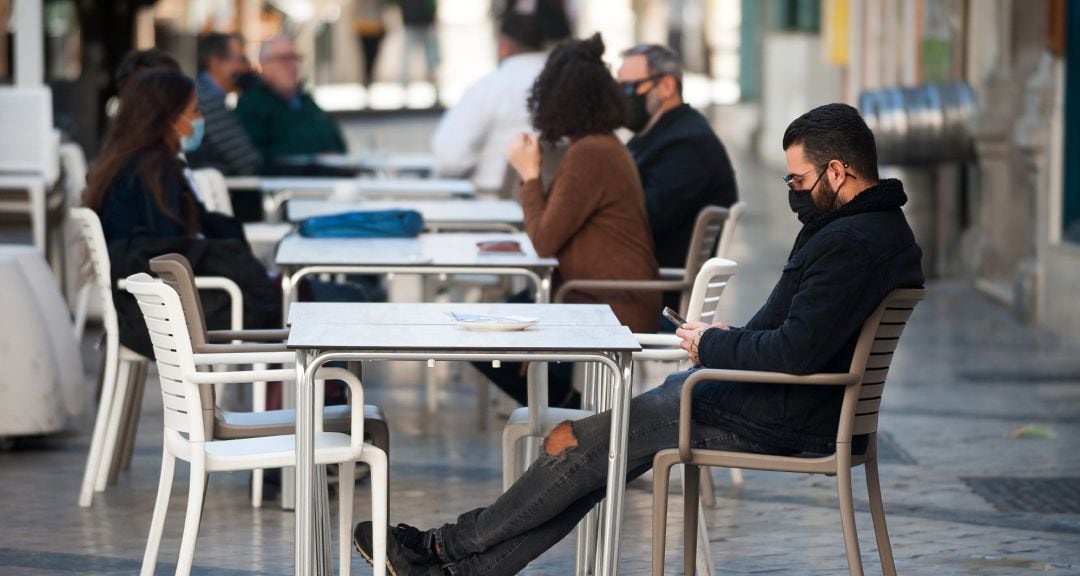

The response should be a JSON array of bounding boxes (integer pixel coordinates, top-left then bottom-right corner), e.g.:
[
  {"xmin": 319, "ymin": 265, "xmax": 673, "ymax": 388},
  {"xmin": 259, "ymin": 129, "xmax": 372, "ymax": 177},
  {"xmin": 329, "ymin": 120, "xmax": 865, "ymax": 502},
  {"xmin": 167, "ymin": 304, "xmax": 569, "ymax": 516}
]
[
  {"xmin": 624, "ymin": 90, "xmax": 651, "ymax": 133},
  {"xmin": 232, "ymin": 71, "xmax": 259, "ymax": 92}
]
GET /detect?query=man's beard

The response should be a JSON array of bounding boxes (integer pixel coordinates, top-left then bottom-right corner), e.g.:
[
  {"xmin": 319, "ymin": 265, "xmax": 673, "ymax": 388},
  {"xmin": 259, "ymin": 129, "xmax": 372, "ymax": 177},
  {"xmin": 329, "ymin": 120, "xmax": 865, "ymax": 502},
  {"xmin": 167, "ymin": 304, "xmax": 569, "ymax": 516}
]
[{"xmin": 813, "ymin": 178, "xmax": 842, "ymax": 212}]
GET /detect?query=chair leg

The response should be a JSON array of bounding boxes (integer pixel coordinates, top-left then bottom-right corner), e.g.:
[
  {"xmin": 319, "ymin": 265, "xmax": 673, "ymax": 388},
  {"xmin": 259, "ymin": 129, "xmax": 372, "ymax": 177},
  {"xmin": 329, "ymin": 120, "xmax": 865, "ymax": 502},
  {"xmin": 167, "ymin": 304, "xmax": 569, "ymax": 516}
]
[
  {"xmin": 363, "ymin": 447, "xmax": 389, "ymax": 576},
  {"xmin": 837, "ymin": 452, "xmax": 864, "ymax": 576},
  {"xmin": 175, "ymin": 460, "xmax": 208, "ymax": 576},
  {"xmin": 252, "ymin": 367, "xmax": 268, "ymax": 508},
  {"xmin": 683, "ymin": 464, "xmax": 700, "ymax": 576},
  {"xmin": 865, "ymin": 454, "xmax": 896, "ymax": 576},
  {"xmin": 652, "ymin": 454, "xmax": 677, "ymax": 576},
  {"xmin": 119, "ymin": 361, "xmax": 148, "ymax": 472},
  {"xmin": 338, "ymin": 461, "xmax": 356, "ymax": 576},
  {"xmin": 96, "ymin": 358, "xmax": 131, "ymax": 491},
  {"xmin": 79, "ymin": 345, "xmax": 120, "ymax": 507},
  {"xmin": 501, "ymin": 427, "xmax": 519, "ymax": 492},
  {"xmin": 729, "ymin": 468, "xmax": 744, "ymax": 486},
  {"xmin": 140, "ymin": 449, "xmax": 176, "ymax": 576},
  {"xmin": 699, "ymin": 467, "xmax": 716, "ymax": 508}
]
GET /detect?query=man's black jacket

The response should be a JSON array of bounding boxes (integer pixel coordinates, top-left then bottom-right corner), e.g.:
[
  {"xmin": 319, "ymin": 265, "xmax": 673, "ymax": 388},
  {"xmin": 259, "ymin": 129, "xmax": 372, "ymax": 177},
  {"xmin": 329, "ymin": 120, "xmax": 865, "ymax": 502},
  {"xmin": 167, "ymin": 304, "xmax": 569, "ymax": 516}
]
[
  {"xmin": 692, "ymin": 179, "xmax": 924, "ymax": 453},
  {"xmin": 628, "ymin": 104, "xmax": 738, "ymax": 269}
]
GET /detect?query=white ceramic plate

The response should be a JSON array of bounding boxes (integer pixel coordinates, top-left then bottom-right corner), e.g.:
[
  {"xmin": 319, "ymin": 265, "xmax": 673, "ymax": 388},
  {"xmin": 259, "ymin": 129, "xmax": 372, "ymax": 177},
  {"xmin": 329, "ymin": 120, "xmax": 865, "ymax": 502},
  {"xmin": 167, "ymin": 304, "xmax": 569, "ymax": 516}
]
[{"xmin": 447, "ymin": 312, "xmax": 539, "ymax": 332}]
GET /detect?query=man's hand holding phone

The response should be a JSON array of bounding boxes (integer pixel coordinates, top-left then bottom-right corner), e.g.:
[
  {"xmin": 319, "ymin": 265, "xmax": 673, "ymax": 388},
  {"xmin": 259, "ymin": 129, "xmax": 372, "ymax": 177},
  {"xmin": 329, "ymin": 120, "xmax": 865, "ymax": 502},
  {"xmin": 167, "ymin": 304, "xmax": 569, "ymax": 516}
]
[{"xmin": 675, "ymin": 319, "xmax": 730, "ymax": 366}]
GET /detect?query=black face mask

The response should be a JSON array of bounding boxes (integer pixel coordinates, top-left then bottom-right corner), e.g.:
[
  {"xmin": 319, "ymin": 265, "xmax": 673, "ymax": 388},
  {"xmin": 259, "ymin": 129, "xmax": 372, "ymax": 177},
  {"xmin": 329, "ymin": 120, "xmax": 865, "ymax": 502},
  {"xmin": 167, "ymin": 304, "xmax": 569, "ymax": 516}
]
[
  {"xmin": 787, "ymin": 188, "xmax": 820, "ymax": 224},
  {"xmin": 232, "ymin": 71, "xmax": 259, "ymax": 92},
  {"xmin": 624, "ymin": 90, "xmax": 650, "ymax": 133}
]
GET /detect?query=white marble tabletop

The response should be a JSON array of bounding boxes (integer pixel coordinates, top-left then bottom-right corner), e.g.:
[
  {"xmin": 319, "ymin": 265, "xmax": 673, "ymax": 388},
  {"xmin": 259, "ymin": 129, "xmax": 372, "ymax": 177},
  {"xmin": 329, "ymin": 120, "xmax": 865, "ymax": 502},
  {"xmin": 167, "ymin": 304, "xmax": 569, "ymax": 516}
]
[
  {"xmin": 286, "ymin": 304, "xmax": 639, "ymax": 352},
  {"xmin": 275, "ymin": 232, "xmax": 556, "ymax": 268},
  {"xmin": 225, "ymin": 176, "xmax": 476, "ymax": 197},
  {"xmin": 285, "ymin": 199, "xmax": 523, "ymax": 225},
  {"xmin": 286, "ymin": 302, "xmax": 620, "ymax": 328}
]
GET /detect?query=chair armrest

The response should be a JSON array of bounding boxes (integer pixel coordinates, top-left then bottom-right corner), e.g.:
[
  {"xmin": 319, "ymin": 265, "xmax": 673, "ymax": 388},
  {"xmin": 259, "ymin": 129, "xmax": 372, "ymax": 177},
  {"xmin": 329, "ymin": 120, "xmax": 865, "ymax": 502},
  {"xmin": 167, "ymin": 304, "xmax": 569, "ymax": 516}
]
[
  {"xmin": 194, "ymin": 342, "xmax": 289, "ymax": 354},
  {"xmin": 658, "ymin": 267, "xmax": 685, "ymax": 279},
  {"xmin": 634, "ymin": 333, "xmax": 682, "ymax": 347},
  {"xmin": 207, "ymin": 329, "xmax": 290, "ymax": 343},
  {"xmin": 193, "ymin": 276, "xmax": 244, "ymax": 331},
  {"xmin": 192, "ymin": 350, "xmax": 296, "ymax": 367},
  {"xmin": 554, "ymin": 279, "xmax": 689, "ymax": 303},
  {"xmin": 314, "ymin": 367, "xmax": 368, "ymax": 453},
  {"xmin": 677, "ymin": 369, "xmax": 861, "ymax": 461}
]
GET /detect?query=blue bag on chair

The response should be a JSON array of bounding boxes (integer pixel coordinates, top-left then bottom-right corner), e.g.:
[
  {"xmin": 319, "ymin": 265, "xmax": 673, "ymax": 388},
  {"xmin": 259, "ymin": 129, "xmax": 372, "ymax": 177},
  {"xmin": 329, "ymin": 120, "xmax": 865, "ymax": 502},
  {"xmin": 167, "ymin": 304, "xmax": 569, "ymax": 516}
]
[{"xmin": 299, "ymin": 209, "xmax": 425, "ymax": 238}]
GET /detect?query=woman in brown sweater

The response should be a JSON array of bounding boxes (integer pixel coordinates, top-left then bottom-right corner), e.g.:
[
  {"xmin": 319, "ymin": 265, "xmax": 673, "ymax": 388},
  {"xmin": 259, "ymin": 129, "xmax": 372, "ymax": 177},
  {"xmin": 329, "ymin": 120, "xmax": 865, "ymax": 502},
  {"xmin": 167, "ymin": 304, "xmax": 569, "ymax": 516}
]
[{"xmin": 476, "ymin": 33, "xmax": 660, "ymax": 407}]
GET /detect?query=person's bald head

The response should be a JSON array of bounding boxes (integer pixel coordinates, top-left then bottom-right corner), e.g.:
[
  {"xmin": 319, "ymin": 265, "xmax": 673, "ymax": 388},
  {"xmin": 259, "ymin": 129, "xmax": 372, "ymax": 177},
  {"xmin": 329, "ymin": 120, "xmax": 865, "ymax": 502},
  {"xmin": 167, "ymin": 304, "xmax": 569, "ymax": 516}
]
[{"xmin": 259, "ymin": 36, "xmax": 301, "ymax": 98}]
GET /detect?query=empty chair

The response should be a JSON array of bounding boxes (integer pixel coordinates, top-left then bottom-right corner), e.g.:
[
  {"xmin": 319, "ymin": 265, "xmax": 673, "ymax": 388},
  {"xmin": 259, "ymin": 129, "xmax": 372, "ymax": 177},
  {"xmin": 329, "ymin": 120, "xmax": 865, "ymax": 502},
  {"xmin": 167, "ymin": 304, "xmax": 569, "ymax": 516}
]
[
  {"xmin": 652, "ymin": 289, "xmax": 925, "ymax": 576},
  {"xmin": 149, "ymin": 252, "xmax": 390, "ymax": 508},
  {"xmin": 125, "ymin": 272, "xmax": 387, "ymax": 576},
  {"xmin": 191, "ymin": 167, "xmax": 292, "ymax": 261}
]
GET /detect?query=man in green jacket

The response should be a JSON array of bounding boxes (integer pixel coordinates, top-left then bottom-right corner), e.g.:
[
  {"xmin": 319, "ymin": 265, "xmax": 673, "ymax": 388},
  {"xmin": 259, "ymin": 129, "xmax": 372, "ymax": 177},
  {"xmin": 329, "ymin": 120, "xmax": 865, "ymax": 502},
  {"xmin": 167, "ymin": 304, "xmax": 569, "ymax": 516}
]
[{"xmin": 236, "ymin": 36, "xmax": 347, "ymax": 167}]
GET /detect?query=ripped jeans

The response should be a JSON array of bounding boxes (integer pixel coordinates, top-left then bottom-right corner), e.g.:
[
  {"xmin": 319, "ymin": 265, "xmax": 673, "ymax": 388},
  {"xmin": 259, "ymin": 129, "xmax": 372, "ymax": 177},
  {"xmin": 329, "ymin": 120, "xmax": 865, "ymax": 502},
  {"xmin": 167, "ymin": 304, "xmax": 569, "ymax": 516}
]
[{"xmin": 433, "ymin": 369, "xmax": 780, "ymax": 576}]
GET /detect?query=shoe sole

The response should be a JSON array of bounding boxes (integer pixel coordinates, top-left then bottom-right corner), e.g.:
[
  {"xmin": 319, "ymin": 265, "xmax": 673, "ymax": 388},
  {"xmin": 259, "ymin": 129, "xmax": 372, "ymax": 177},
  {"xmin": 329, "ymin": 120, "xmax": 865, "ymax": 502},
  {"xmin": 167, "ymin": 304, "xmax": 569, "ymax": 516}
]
[{"xmin": 354, "ymin": 532, "xmax": 398, "ymax": 576}]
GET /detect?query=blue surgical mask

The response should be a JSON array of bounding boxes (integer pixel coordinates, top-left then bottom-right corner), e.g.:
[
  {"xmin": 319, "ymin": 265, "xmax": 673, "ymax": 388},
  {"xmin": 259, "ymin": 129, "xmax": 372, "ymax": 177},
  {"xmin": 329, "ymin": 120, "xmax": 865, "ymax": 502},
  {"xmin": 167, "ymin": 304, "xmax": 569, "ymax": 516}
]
[{"xmin": 180, "ymin": 117, "xmax": 205, "ymax": 152}]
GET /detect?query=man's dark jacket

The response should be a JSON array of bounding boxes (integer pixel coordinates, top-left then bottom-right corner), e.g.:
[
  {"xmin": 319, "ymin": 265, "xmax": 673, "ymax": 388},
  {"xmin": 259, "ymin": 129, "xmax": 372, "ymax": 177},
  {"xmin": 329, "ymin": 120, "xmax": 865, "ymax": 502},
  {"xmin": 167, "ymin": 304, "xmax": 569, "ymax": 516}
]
[
  {"xmin": 691, "ymin": 179, "xmax": 924, "ymax": 453},
  {"xmin": 627, "ymin": 104, "xmax": 738, "ymax": 269}
]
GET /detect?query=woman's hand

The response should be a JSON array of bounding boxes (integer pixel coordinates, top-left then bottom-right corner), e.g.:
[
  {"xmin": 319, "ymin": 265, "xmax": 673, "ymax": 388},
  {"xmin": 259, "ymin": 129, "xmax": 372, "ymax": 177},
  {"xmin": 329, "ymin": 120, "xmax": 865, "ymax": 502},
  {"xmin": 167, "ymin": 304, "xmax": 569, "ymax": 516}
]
[
  {"xmin": 507, "ymin": 133, "xmax": 541, "ymax": 182},
  {"xmin": 675, "ymin": 321, "xmax": 729, "ymax": 366}
]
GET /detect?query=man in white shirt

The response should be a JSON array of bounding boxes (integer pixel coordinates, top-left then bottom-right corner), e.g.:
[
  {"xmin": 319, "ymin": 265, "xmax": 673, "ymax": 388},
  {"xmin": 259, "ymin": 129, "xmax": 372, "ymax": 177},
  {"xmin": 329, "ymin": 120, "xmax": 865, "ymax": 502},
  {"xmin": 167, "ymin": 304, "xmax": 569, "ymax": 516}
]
[{"xmin": 430, "ymin": 12, "xmax": 547, "ymax": 191}]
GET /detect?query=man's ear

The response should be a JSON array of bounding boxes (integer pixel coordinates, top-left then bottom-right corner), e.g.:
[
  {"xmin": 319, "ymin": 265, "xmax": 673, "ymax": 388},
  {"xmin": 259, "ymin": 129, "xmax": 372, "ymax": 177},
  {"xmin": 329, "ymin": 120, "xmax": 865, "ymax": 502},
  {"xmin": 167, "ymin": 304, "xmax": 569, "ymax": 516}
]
[{"xmin": 659, "ymin": 75, "xmax": 679, "ymax": 99}]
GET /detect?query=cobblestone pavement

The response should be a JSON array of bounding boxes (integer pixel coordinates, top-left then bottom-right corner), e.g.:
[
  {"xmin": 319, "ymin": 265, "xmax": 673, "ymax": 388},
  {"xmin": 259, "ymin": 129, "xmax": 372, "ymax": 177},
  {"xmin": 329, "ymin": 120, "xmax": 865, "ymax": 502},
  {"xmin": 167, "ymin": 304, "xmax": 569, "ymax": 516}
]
[{"xmin": 2, "ymin": 145, "xmax": 1078, "ymax": 575}]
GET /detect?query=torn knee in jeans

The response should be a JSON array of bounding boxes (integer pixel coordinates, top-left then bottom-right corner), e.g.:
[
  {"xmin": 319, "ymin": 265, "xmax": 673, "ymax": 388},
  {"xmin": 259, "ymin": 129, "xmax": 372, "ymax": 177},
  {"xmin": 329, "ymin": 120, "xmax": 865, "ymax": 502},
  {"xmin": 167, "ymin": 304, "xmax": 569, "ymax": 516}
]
[{"xmin": 544, "ymin": 420, "xmax": 578, "ymax": 458}]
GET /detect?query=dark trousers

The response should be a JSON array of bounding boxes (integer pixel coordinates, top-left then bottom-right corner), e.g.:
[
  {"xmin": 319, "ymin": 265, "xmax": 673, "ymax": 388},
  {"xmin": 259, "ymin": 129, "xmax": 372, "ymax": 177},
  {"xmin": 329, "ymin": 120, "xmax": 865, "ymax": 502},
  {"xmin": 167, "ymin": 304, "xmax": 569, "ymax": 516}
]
[{"xmin": 433, "ymin": 369, "xmax": 777, "ymax": 575}]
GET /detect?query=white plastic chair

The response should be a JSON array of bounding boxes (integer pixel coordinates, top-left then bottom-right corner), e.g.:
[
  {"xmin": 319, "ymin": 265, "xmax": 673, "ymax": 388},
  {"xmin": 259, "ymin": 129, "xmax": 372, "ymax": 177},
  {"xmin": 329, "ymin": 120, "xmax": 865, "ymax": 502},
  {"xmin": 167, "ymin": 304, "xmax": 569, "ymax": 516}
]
[
  {"xmin": 125, "ymin": 272, "xmax": 387, "ymax": 576},
  {"xmin": 501, "ymin": 257, "xmax": 739, "ymax": 489},
  {"xmin": 69, "ymin": 208, "xmax": 243, "ymax": 507}
]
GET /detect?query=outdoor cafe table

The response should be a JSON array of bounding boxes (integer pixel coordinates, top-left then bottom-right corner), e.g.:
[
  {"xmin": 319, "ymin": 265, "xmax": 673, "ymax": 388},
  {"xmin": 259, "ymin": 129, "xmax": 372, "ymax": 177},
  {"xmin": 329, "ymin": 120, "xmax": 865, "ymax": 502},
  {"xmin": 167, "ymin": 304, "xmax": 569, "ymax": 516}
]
[
  {"xmin": 286, "ymin": 302, "xmax": 641, "ymax": 576},
  {"xmin": 275, "ymin": 232, "xmax": 557, "ymax": 317},
  {"xmin": 286, "ymin": 198, "xmax": 524, "ymax": 232},
  {"xmin": 225, "ymin": 176, "xmax": 477, "ymax": 218},
  {"xmin": 273, "ymin": 152, "xmax": 436, "ymax": 176}
]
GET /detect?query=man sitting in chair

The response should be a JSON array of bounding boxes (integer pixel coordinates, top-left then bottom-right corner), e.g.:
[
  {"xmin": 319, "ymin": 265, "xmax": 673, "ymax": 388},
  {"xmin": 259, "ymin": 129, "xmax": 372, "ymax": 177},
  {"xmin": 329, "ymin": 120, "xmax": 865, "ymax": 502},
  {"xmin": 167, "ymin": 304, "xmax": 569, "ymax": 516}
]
[{"xmin": 352, "ymin": 103, "xmax": 925, "ymax": 576}]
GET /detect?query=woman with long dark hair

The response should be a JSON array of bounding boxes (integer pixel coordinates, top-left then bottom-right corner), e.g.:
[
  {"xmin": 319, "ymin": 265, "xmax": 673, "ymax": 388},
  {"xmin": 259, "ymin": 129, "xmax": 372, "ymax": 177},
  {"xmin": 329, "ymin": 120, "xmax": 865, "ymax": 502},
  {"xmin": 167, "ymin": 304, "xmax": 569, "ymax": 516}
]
[
  {"xmin": 85, "ymin": 69, "xmax": 203, "ymax": 242},
  {"xmin": 473, "ymin": 33, "xmax": 661, "ymax": 408},
  {"xmin": 85, "ymin": 68, "xmax": 279, "ymax": 358}
]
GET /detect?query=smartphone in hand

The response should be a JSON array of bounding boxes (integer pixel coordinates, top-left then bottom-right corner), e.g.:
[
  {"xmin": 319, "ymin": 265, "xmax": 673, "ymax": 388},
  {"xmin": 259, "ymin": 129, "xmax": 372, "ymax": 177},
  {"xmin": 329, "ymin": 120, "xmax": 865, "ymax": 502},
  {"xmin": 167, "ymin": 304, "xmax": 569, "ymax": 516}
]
[{"xmin": 662, "ymin": 306, "xmax": 688, "ymax": 327}]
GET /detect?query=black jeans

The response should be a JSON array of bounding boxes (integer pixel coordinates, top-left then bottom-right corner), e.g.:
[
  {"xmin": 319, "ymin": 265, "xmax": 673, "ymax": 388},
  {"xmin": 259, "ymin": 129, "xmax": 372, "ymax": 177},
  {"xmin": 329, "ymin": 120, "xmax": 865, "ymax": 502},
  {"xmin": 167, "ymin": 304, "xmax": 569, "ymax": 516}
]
[{"xmin": 433, "ymin": 369, "xmax": 782, "ymax": 575}]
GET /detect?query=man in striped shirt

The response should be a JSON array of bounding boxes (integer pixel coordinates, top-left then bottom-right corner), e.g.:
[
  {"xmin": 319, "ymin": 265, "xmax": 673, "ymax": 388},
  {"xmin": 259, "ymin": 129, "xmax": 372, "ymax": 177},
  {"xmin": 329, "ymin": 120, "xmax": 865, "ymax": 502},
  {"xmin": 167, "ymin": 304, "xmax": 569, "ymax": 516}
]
[{"xmin": 187, "ymin": 33, "xmax": 262, "ymax": 176}]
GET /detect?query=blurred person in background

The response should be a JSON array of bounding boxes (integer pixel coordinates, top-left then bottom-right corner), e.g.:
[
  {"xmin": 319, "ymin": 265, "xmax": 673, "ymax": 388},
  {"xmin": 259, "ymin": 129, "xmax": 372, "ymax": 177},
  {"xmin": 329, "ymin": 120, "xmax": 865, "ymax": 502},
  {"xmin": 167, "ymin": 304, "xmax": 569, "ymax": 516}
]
[
  {"xmin": 83, "ymin": 69, "xmax": 280, "ymax": 357},
  {"xmin": 471, "ymin": 34, "xmax": 660, "ymax": 409},
  {"xmin": 235, "ymin": 36, "xmax": 347, "ymax": 165},
  {"xmin": 430, "ymin": 11, "xmax": 546, "ymax": 191},
  {"xmin": 187, "ymin": 32, "xmax": 262, "ymax": 175},
  {"xmin": 354, "ymin": 0, "xmax": 387, "ymax": 87},
  {"xmin": 617, "ymin": 43, "xmax": 738, "ymax": 314},
  {"xmin": 398, "ymin": 0, "xmax": 440, "ymax": 87}
]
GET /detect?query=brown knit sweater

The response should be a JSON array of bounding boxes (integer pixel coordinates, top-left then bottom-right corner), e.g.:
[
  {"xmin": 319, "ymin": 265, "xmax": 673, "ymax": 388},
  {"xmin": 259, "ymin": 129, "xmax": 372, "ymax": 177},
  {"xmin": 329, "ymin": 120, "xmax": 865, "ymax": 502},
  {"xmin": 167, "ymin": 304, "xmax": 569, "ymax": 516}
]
[{"xmin": 520, "ymin": 133, "xmax": 660, "ymax": 333}]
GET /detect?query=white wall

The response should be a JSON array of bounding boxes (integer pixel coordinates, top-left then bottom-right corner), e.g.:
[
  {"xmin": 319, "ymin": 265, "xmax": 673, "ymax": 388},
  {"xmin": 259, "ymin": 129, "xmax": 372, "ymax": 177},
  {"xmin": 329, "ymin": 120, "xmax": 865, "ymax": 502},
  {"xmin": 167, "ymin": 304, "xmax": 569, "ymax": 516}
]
[{"xmin": 756, "ymin": 32, "xmax": 843, "ymax": 167}]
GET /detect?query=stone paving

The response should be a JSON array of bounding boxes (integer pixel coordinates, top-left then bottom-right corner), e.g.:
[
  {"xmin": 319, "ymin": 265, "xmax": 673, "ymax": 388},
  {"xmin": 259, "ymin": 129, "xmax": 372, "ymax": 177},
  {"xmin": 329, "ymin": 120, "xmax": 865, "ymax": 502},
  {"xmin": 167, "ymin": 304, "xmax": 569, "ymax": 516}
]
[{"xmin": 2, "ymin": 147, "xmax": 1079, "ymax": 575}]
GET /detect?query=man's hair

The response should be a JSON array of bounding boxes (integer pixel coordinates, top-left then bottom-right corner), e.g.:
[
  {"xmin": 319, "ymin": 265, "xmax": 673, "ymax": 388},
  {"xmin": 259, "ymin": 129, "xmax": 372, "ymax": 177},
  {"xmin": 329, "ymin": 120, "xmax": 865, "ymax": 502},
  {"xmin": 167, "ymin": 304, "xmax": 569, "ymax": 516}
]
[
  {"xmin": 620, "ymin": 43, "xmax": 683, "ymax": 95},
  {"xmin": 197, "ymin": 32, "xmax": 237, "ymax": 73},
  {"xmin": 782, "ymin": 103, "xmax": 880, "ymax": 181},
  {"xmin": 500, "ymin": 11, "xmax": 543, "ymax": 52},
  {"xmin": 527, "ymin": 33, "xmax": 626, "ymax": 143},
  {"xmin": 259, "ymin": 35, "xmax": 294, "ymax": 62},
  {"xmin": 115, "ymin": 48, "xmax": 180, "ymax": 95}
]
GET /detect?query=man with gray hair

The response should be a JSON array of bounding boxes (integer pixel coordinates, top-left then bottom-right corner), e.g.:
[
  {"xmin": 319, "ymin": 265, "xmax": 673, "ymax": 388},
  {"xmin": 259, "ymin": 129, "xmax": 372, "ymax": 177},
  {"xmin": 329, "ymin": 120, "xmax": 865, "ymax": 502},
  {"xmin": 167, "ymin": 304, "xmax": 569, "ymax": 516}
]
[
  {"xmin": 617, "ymin": 44, "xmax": 738, "ymax": 303},
  {"xmin": 235, "ymin": 36, "xmax": 346, "ymax": 167}
]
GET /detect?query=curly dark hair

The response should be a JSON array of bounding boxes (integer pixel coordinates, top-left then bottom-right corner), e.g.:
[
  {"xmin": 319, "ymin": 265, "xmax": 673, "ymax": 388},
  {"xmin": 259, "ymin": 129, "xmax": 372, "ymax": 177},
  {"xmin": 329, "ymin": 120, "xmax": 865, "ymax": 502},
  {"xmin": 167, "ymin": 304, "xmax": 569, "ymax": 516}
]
[{"xmin": 527, "ymin": 33, "xmax": 626, "ymax": 144}]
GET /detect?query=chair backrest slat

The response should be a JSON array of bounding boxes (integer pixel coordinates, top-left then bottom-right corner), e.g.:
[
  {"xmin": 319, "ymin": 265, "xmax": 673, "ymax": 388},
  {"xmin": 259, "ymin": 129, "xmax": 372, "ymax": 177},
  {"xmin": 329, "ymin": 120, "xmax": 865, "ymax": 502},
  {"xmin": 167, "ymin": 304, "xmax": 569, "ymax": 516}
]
[
  {"xmin": 67, "ymin": 208, "xmax": 119, "ymax": 336},
  {"xmin": 684, "ymin": 258, "xmax": 738, "ymax": 323},
  {"xmin": 682, "ymin": 207, "xmax": 731, "ymax": 287},
  {"xmin": 124, "ymin": 273, "xmax": 206, "ymax": 441},
  {"xmin": 838, "ymin": 289, "xmax": 925, "ymax": 444}
]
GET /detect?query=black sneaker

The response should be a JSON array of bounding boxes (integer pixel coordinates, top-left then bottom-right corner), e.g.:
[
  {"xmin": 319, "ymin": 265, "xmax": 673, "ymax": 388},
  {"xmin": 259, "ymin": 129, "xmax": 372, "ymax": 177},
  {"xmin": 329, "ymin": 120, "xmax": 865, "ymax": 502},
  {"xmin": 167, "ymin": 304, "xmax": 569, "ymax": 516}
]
[{"xmin": 353, "ymin": 521, "xmax": 444, "ymax": 576}]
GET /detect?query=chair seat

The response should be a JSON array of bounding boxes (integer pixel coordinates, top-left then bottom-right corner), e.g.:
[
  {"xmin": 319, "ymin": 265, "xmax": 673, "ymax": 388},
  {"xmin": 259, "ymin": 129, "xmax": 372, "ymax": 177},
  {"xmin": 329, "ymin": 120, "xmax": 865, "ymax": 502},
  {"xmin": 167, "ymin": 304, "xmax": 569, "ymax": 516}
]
[
  {"xmin": 654, "ymin": 443, "xmax": 871, "ymax": 477},
  {"xmin": 120, "ymin": 345, "xmax": 149, "ymax": 362},
  {"xmin": 202, "ymin": 431, "xmax": 362, "ymax": 471},
  {"xmin": 215, "ymin": 404, "xmax": 385, "ymax": 439}
]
